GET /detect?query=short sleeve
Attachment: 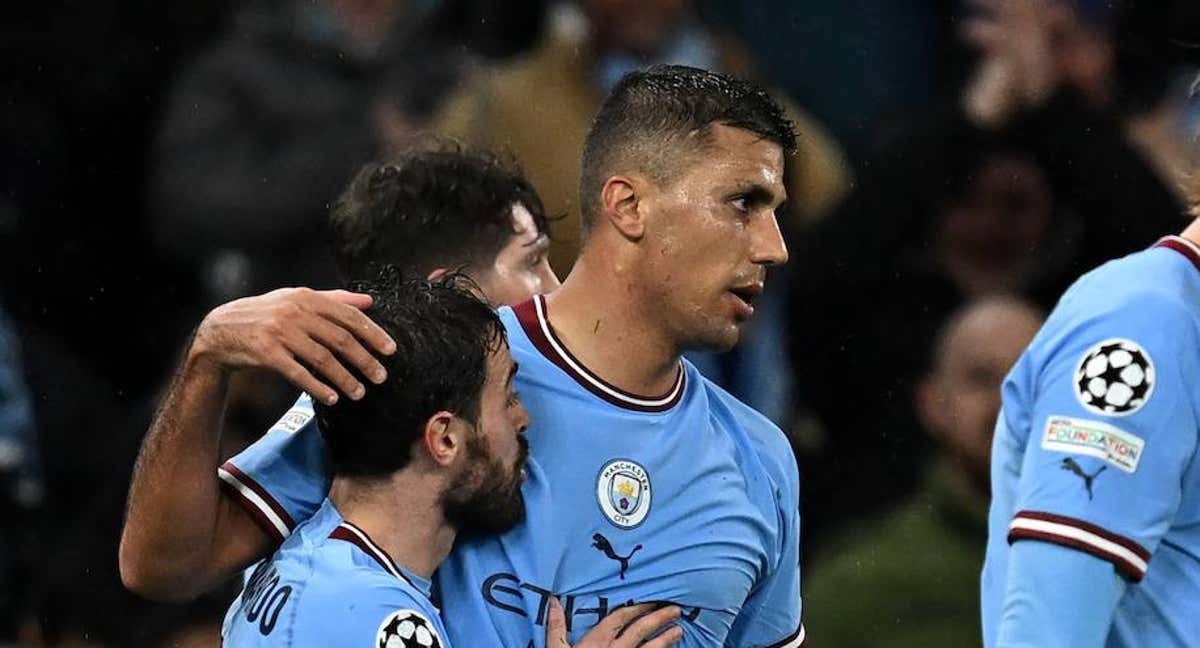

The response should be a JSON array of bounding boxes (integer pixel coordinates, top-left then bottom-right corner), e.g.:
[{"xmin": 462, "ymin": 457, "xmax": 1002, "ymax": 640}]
[
  {"xmin": 291, "ymin": 577, "xmax": 451, "ymax": 648},
  {"xmin": 726, "ymin": 451, "xmax": 805, "ymax": 648},
  {"xmin": 1008, "ymin": 291, "xmax": 1199, "ymax": 582},
  {"xmin": 218, "ymin": 394, "xmax": 330, "ymax": 543}
]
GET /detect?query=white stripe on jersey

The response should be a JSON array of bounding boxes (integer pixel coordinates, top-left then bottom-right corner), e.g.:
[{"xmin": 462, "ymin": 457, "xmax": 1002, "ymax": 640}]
[
  {"xmin": 218, "ymin": 466, "xmax": 292, "ymax": 540},
  {"xmin": 1009, "ymin": 516, "xmax": 1148, "ymax": 578}
]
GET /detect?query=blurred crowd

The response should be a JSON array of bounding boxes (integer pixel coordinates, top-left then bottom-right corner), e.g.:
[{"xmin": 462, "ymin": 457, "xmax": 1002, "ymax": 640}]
[{"xmin": 2, "ymin": 0, "xmax": 1198, "ymax": 645}]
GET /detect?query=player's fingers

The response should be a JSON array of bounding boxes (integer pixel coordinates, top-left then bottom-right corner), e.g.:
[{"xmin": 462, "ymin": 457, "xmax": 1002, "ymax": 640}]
[
  {"xmin": 638, "ymin": 626, "xmax": 684, "ymax": 648},
  {"xmin": 282, "ymin": 334, "xmax": 365, "ymax": 400},
  {"xmin": 615, "ymin": 606, "xmax": 681, "ymax": 646},
  {"xmin": 312, "ymin": 296, "xmax": 396, "ymax": 357},
  {"xmin": 544, "ymin": 597, "xmax": 570, "ymax": 648},
  {"xmin": 304, "ymin": 315, "xmax": 388, "ymax": 385},
  {"xmin": 316, "ymin": 289, "xmax": 373, "ymax": 310},
  {"xmin": 272, "ymin": 352, "xmax": 339, "ymax": 406},
  {"xmin": 594, "ymin": 603, "xmax": 659, "ymax": 635}
]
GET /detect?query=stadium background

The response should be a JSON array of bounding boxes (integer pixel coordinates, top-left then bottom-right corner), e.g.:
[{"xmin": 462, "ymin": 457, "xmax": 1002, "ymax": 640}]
[{"xmin": 1, "ymin": 0, "xmax": 1197, "ymax": 645}]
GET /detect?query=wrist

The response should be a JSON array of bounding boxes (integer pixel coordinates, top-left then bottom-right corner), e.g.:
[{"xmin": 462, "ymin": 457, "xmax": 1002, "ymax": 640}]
[{"xmin": 184, "ymin": 328, "xmax": 228, "ymax": 378}]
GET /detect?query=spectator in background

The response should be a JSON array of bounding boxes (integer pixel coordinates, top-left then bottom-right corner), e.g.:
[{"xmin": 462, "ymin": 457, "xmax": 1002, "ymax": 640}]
[
  {"xmin": 790, "ymin": 0, "xmax": 1193, "ymax": 544},
  {"xmin": 964, "ymin": 0, "xmax": 1200, "ymax": 202},
  {"xmin": 149, "ymin": 0, "xmax": 413, "ymax": 304},
  {"xmin": 434, "ymin": 0, "xmax": 851, "ymax": 274},
  {"xmin": 147, "ymin": 0, "xmax": 486, "ymax": 498},
  {"xmin": 802, "ymin": 297, "xmax": 1043, "ymax": 648}
]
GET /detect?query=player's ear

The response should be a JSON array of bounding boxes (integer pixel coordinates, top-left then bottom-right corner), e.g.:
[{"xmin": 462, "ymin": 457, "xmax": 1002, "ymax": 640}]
[
  {"xmin": 421, "ymin": 411, "xmax": 461, "ymax": 467},
  {"xmin": 600, "ymin": 175, "xmax": 646, "ymax": 240}
]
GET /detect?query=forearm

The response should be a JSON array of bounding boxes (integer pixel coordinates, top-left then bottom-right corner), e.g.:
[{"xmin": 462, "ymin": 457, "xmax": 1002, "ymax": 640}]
[
  {"xmin": 119, "ymin": 342, "xmax": 234, "ymax": 600},
  {"xmin": 119, "ymin": 288, "xmax": 390, "ymax": 599},
  {"xmin": 996, "ymin": 541, "xmax": 1125, "ymax": 648}
]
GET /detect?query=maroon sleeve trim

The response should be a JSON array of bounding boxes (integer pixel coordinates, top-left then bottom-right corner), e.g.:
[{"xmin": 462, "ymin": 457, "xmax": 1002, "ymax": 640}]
[
  {"xmin": 217, "ymin": 461, "xmax": 296, "ymax": 544},
  {"xmin": 1008, "ymin": 510, "xmax": 1150, "ymax": 582}
]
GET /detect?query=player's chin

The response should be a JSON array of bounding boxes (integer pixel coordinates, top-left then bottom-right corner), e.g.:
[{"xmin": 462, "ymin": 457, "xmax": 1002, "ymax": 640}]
[{"xmin": 694, "ymin": 323, "xmax": 741, "ymax": 353}]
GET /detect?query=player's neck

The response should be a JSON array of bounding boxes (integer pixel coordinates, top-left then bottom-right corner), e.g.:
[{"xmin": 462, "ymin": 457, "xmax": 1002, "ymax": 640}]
[
  {"xmin": 329, "ymin": 473, "xmax": 455, "ymax": 581},
  {"xmin": 549, "ymin": 255, "xmax": 683, "ymax": 396}
]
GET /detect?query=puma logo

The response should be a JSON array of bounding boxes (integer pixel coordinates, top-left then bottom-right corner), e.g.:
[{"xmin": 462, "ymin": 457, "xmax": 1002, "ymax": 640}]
[
  {"xmin": 591, "ymin": 533, "xmax": 642, "ymax": 580},
  {"xmin": 1060, "ymin": 458, "xmax": 1106, "ymax": 500}
]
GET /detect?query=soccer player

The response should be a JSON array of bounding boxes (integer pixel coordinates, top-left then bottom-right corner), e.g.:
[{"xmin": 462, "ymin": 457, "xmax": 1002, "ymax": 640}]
[
  {"xmin": 222, "ymin": 272, "xmax": 523, "ymax": 647},
  {"xmin": 127, "ymin": 65, "xmax": 804, "ymax": 647},
  {"xmin": 980, "ymin": 100, "xmax": 1200, "ymax": 648},
  {"xmin": 222, "ymin": 272, "xmax": 680, "ymax": 648},
  {"xmin": 120, "ymin": 146, "xmax": 560, "ymax": 596}
]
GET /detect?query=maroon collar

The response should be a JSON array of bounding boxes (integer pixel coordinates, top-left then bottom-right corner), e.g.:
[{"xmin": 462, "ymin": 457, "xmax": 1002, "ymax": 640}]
[
  {"xmin": 1153, "ymin": 235, "xmax": 1200, "ymax": 273},
  {"xmin": 512, "ymin": 295, "xmax": 685, "ymax": 413},
  {"xmin": 329, "ymin": 522, "xmax": 415, "ymax": 588}
]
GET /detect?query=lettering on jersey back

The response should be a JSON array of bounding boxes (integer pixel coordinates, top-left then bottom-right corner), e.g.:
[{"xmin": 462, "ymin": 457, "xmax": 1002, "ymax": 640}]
[{"xmin": 236, "ymin": 562, "xmax": 293, "ymax": 636}]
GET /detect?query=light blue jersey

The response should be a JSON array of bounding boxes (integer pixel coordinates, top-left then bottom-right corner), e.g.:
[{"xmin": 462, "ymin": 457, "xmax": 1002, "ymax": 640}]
[
  {"xmin": 982, "ymin": 236, "xmax": 1200, "ymax": 647},
  {"xmin": 221, "ymin": 499, "xmax": 449, "ymax": 648},
  {"xmin": 223, "ymin": 295, "xmax": 804, "ymax": 647}
]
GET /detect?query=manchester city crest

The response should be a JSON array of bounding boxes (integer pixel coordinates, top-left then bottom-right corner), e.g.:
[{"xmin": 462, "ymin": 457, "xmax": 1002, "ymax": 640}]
[{"xmin": 596, "ymin": 459, "xmax": 652, "ymax": 528}]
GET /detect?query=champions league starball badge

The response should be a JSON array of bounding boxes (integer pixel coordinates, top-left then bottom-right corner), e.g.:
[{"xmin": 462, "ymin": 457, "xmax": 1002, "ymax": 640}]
[
  {"xmin": 1074, "ymin": 338, "xmax": 1156, "ymax": 417},
  {"xmin": 596, "ymin": 459, "xmax": 652, "ymax": 529},
  {"xmin": 376, "ymin": 609, "xmax": 442, "ymax": 648}
]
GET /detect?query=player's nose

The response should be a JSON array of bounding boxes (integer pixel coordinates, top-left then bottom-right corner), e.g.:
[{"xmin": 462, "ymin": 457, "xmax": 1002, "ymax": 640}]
[
  {"xmin": 749, "ymin": 211, "xmax": 789, "ymax": 266},
  {"xmin": 514, "ymin": 401, "xmax": 531, "ymax": 434}
]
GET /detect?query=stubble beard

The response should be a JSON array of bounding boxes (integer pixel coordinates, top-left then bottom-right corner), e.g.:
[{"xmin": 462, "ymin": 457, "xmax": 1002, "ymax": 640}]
[{"xmin": 441, "ymin": 431, "xmax": 528, "ymax": 537}]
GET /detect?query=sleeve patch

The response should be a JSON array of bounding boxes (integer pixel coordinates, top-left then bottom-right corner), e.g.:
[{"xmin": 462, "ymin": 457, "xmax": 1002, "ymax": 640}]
[
  {"xmin": 272, "ymin": 405, "xmax": 314, "ymax": 434},
  {"xmin": 1041, "ymin": 415, "xmax": 1145, "ymax": 473},
  {"xmin": 377, "ymin": 609, "xmax": 443, "ymax": 648},
  {"xmin": 1073, "ymin": 338, "xmax": 1155, "ymax": 417},
  {"xmin": 1008, "ymin": 511, "xmax": 1150, "ymax": 582}
]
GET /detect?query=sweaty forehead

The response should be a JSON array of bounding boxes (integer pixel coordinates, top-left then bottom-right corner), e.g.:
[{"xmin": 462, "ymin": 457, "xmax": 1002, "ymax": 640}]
[{"xmin": 694, "ymin": 124, "xmax": 785, "ymax": 188}]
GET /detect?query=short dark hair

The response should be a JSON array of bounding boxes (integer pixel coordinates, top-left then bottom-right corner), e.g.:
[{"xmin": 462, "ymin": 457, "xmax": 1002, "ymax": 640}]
[
  {"xmin": 578, "ymin": 64, "xmax": 797, "ymax": 233},
  {"xmin": 313, "ymin": 267, "xmax": 507, "ymax": 478},
  {"xmin": 330, "ymin": 144, "xmax": 549, "ymax": 281}
]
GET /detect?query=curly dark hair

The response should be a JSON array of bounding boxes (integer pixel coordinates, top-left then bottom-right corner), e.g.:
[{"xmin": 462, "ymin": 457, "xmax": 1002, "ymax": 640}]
[
  {"xmin": 330, "ymin": 143, "xmax": 549, "ymax": 281},
  {"xmin": 313, "ymin": 266, "xmax": 507, "ymax": 477},
  {"xmin": 578, "ymin": 64, "xmax": 797, "ymax": 234}
]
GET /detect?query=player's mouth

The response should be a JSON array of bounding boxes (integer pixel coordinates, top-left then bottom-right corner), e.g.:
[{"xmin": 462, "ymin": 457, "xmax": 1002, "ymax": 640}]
[{"xmin": 727, "ymin": 283, "xmax": 763, "ymax": 320}]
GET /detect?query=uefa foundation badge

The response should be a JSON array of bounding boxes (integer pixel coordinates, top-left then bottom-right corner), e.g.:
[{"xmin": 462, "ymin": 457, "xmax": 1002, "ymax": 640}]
[{"xmin": 596, "ymin": 459, "xmax": 652, "ymax": 529}]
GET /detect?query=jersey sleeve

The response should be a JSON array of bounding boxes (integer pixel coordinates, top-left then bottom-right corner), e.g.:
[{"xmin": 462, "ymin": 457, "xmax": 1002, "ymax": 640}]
[
  {"xmin": 725, "ymin": 445, "xmax": 805, "ymax": 648},
  {"xmin": 218, "ymin": 393, "xmax": 331, "ymax": 543},
  {"xmin": 291, "ymin": 575, "xmax": 451, "ymax": 648},
  {"xmin": 1007, "ymin": 290, "xmax": 1199, "ymax": 582},
  {"xmin": 996, "ymin": 538, "xmax": 1125, "ymax": 648}
]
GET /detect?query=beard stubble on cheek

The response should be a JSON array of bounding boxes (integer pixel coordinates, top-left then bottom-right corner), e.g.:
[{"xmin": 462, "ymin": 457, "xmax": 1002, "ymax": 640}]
[{"xmin": 441, "ymin": 432, "xmax": 527, "ymax": 536}]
